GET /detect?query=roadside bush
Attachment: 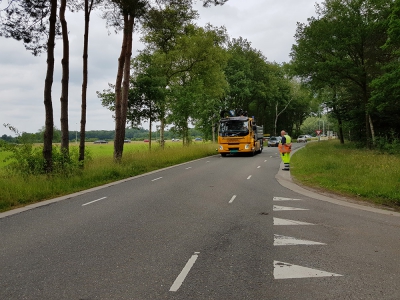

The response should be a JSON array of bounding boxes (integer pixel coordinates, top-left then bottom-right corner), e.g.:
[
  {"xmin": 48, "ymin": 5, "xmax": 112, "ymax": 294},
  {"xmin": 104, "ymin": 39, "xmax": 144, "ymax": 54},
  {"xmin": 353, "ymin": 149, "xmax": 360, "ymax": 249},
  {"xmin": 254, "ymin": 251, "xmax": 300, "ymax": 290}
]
[
  {"xmin": 375, "ymin": 130, "xmax": 400, "ymax": 155},
  {"xmin": 0, "ymin": 140, "xmax": 91, "ymax": 176}
]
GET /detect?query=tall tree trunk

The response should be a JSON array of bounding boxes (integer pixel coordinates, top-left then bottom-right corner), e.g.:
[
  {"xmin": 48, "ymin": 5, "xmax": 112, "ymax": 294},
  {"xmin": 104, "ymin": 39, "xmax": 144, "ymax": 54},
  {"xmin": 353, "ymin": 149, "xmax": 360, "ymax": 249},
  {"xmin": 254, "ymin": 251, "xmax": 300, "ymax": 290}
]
[
  {"xmin": 160, "ymin": 118, "xmax": 165, "ymax": 149},
  {"xmin": 60, "ymin": 0, "xmax": 69, "ymax": 158},
  {"xmin": 212, "ymin": 122, "xmax": 215, "ymax": 143},
  {"xmin": 43, "ymin": 0, "xmax": 58, "ymax": 173},
  {"xmin": 148, "ymin": 119, "xmax": 152, "ymax": 151},
  {"xmin": 114, "ymin": 14, "xmax": 129, "ymax": 162},
  {"xmin": 120, "ymin": 15, "xmax": 134, "ymax": 153},
  {"xmin": 79, "ymin": 0, "xmax": 94, "ymax": 162},
  {"xmin": 368, "ymin": 114, "xmax": 375, "ymax": 146}
]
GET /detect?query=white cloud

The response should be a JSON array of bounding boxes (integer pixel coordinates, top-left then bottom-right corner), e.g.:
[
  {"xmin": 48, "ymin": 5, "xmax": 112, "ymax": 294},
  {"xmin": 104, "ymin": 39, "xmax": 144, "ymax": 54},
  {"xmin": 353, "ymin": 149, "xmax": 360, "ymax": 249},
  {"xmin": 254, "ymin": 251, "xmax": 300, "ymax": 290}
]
[{"xmin": 0, "ymin": 0, "xmax": 317, "ymax": 136}]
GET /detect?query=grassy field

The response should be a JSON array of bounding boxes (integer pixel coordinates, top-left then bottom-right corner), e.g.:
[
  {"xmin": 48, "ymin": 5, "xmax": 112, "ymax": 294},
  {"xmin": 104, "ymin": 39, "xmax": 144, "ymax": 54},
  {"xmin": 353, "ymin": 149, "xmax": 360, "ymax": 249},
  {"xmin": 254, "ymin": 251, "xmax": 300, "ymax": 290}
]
[
  {"xmin": 0, "ymin": 141, "xmax": 216, "ymax": 212},
  {"xmin": 291, "ymin": 140, "xmax": 400, "ymax": 210},
  {"xmin": 1, "ymin": 139, "xmax": 399, "ymax": 213}
]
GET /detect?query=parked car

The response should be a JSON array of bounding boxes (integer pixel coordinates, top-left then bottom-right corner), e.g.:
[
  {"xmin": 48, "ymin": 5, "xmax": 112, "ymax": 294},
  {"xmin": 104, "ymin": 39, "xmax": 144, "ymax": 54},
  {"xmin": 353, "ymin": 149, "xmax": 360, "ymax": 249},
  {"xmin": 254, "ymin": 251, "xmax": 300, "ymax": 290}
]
[
  {"xmin": 124, "ymin": 139, "xmax": 131, "ymax": 143},
  {"xmin": 93, "ymin": 140, "xmax": 108, "ymax": 144},
  {"xmin": 143, "ymin": 139, "xmax": 149, "ymax": 142},
  {"xmin": 267, "ymin": 136, "xmax": 281, "ymax": 147},
  {"xmin": 194, "ymin": 137, "xmax": 202, "ymax": 141},
  {"xmin": 297, "ymin": 135, "xmax": 308, "ymax": 143}
]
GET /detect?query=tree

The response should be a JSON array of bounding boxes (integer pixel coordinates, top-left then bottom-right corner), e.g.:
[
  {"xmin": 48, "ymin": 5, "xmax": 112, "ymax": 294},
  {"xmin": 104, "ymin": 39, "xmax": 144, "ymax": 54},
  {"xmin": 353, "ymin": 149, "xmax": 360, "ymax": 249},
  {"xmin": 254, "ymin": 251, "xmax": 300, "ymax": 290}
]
[
  {"xmin": 291, "ymin": 0, "xmax": 394, "ymax": 147},
  {"xmin": 370, "ymin": 0, "xmax": 400, "ymax": 138},
  {"xmin": 102, "ymin": 0, "xmax": 229, "ymax": 161},
  {"xmin": 79, "ymin": 0, "xmax": 98, "ymax": 162},
  {"xmin": 1, "ymin": 0, "xmax": 61, "ymax": 171},
  {"xmin": 59, "ymin": 0, "xmax": 70, "ymax": 158}
]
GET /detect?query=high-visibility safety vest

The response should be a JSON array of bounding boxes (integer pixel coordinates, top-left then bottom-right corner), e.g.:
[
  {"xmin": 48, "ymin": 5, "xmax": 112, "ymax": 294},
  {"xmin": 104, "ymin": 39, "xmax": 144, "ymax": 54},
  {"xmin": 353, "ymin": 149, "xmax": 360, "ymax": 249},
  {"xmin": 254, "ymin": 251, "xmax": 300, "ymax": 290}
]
[{"xmin": 278, "ymin": 135, "xmax": 292, "ymax": 153}]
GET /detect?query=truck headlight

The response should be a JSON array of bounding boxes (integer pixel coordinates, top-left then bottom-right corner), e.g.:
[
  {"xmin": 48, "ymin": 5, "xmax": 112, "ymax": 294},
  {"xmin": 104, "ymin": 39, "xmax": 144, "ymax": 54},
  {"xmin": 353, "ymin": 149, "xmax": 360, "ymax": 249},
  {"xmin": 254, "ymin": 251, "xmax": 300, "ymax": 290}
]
[
  {"xmin": 245, "ymin": 144, "xmax": 250, "ymax": 149},
  {"xmin": 219, "ymin": 145, "xmax": 223, "ymax": 150}
]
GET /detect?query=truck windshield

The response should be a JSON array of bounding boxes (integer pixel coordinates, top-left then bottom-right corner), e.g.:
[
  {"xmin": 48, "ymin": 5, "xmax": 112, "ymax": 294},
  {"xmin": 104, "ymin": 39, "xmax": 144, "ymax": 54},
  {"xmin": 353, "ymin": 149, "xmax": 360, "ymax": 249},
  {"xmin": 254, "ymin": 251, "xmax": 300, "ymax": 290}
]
[{"xmin": 219, "ymin": 120, "xmax": 249, "ymax": 137}]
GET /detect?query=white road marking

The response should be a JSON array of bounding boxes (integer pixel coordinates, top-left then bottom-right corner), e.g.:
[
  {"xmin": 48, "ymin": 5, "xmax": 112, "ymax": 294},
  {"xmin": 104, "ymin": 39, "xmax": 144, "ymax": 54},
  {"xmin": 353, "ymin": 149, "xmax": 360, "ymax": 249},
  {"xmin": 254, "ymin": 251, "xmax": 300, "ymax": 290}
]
[
  {"xmin": 82, "ymin": 197, "xmax": 107, "ymax": 206},
  {"xmin": 257, "ymin": 166, "xmax": 261, "ymax": 168},
  {"xmin": 229, "ymin": 195, "xmax": 237, "ymax": 204},
  {"xmin": 264, "ymin": 160, "xmax": 267, "ymax": 162},
  {"xmin": 247, "ymin": 175, "xmax": 252, "ymax": 180},
  {"xmin": 170, "ymin": 252, "xmax": 200, "ymax": 292},
  {"xmin": 273, "ymin": 205, "xmax": 309, "ymax": 211},
  {"xmin": 186, "ymin": 167, "xmax": 192, "ymax": 169},
  {"xmin": 274, "ymin": 261, "xmax": 343, "ymax": 279},
  {"xmin": 152, "ymin": 177, "xmax": 163, "ymax": 182},
  {"xmin": 274, "ymin": 234, "xmax": 326, "ymax": 246},
  {"xmin": 273, "ymin": 197, "xmax": 302, "ymax": 201},
  {"xmin": 274, "ymin": 218, "xmax": 315, "ymax": 226}
]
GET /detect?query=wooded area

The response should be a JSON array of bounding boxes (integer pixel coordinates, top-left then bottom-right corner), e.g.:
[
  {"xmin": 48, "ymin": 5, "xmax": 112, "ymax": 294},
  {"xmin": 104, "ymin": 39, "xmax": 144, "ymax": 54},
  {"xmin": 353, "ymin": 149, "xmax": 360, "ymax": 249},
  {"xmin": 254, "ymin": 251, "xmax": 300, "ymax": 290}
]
[{"xmin": 290, "ymin": 0, "xmax": 400, "ymax": 148}]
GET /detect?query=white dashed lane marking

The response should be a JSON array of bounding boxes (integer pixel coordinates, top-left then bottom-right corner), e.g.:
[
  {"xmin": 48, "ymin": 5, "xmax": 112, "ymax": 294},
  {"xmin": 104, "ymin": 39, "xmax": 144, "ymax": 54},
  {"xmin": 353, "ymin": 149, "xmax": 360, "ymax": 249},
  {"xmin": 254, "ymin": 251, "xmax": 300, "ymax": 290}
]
[
  {"xmin": 170, "ymin": 252, "xmax": 200, "ymax": 292},
  {"xmin": 229, "ymin": 195, "xmax": 237, "ymax": 204},
  {"xmin": 82, "ymin": 197, "xmax": 107, "ymax": 206}
]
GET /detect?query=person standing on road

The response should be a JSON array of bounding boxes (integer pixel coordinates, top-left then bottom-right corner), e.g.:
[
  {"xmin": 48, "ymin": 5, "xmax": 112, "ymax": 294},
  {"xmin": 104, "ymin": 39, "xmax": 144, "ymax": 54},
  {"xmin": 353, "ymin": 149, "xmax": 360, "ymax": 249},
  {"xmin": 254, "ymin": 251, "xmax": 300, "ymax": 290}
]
[{"xmin": 278, "ymin": 130, "xmax": 292, "ymax": 171}]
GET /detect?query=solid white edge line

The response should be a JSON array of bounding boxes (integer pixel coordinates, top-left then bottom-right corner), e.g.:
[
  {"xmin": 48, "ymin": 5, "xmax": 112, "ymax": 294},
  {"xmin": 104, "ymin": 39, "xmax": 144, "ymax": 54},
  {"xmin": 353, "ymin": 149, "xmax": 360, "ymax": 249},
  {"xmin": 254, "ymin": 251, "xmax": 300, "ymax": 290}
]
[
  {"xmin": 170, "ymin": 252, "xmax": 199, "ymax": 292},
  {"xmin": 152, "ymin": 177, "xmax": 163, "ymax": 181},
  {"xmin": 229, "ymin": 195, "xmax": 237, "ymax": 203},
  {"xmin": 82, "ymin": 197, "xmax": 107, "ymax": 206}
]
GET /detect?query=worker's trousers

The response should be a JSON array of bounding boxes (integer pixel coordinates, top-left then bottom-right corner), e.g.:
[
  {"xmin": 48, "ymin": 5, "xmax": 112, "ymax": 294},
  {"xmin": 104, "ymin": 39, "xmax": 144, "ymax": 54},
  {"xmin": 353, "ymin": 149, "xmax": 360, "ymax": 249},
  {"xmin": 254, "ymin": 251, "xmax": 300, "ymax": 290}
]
[{"xmin": 280, "ymin": 152, "xmax": 290, "ymax": 170}]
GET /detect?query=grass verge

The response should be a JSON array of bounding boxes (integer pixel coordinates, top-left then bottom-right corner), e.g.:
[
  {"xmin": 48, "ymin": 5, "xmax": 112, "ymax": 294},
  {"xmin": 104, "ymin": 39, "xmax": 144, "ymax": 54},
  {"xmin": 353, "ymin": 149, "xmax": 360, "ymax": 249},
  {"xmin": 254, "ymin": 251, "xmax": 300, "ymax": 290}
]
[
  {"xmin": 291, "ymin": 140, "xmax": 400, "ymax": 210},
  {"xmin": 0, "ymin": 142, "xmax": 217, "ymax": 212}
]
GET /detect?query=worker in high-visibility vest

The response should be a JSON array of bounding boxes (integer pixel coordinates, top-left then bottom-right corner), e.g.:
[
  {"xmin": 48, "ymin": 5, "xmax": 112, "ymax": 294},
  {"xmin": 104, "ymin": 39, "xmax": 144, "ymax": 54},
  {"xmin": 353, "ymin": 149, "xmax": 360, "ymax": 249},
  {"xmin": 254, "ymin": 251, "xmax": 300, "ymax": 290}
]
[{"xmin": 278, "ymin": 130, "xmax": 292, "ymax": 171}]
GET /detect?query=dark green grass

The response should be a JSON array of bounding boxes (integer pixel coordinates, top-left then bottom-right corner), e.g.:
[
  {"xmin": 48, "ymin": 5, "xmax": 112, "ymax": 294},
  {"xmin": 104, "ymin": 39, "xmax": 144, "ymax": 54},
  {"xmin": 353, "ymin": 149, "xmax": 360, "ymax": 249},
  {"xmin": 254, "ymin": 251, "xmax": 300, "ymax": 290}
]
[{"xmin": 291, "ymin": 140, "xmax": 400, "ymax": 210}]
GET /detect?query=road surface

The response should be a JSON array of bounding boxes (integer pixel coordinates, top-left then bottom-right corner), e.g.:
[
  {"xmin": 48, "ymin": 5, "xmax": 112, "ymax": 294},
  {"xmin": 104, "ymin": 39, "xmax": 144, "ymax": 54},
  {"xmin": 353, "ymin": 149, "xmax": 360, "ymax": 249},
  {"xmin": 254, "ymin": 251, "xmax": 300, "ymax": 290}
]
[{"xmin": 1, "ymin": 145, "xmax": 400, "ymax": 299}]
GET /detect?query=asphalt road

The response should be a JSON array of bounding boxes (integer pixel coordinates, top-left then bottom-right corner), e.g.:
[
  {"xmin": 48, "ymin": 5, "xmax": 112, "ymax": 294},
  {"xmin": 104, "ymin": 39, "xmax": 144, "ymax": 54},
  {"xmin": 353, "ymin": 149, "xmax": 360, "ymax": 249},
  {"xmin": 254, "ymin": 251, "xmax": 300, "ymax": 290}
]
[{"xmin": 1, "ymin": 144, "xmax": 400, "ymax": 299}]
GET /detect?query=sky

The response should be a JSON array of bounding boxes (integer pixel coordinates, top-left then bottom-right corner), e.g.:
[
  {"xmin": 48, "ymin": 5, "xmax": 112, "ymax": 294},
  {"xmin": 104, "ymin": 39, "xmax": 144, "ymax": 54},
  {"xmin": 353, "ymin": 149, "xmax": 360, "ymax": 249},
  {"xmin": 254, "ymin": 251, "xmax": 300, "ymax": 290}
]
[{"xmin": 0, "ymin": 0, "xmax": 318, "ymax": 137}]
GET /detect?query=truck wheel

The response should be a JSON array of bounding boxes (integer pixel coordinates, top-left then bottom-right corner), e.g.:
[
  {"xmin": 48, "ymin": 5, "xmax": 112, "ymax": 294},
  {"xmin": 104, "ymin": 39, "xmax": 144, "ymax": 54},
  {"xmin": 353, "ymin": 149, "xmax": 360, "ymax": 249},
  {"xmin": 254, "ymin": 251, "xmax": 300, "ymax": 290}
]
[{"xmin": 221, "ymin": 153, "xmax": 227, "ymax": 157}]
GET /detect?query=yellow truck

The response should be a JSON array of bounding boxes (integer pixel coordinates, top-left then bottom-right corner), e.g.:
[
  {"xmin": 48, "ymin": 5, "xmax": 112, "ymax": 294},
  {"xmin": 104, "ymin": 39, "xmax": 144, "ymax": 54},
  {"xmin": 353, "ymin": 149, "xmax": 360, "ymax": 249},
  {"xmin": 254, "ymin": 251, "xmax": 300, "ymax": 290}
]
[{"xmin": 217, "ymin": 110, "xmax": 264, "ymax": 157}]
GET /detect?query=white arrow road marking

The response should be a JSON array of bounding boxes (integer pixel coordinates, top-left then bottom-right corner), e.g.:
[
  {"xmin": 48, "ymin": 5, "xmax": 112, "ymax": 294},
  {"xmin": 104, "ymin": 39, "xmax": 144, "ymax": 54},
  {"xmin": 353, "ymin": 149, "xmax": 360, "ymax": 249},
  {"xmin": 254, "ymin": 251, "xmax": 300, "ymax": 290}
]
[
  {"xmin": 82, "ymin": 197, "xmax": 107, "ymax": 206},
  {"xmin": 229, "ymin": 195, "xmax": 237, "ymax": 204},
  {"xmin": 170, "ymin": 252, "xmax": 200, "ymax": 292},
  {"xmin": 273, "ymin": 205, "xmax": 309, "ymax": 211},
  {"xmin": 274, "ymin": 234, "xmax": 326, "ymax": 246},
  {"xmin": 273, "ymin": 197, "xmax": 302, "ymax": 201},
  {"xmin": 274, "ymin": 261, "xmax": 343, "ymax": 279},
  {"xmin": 274, "ymin": 218, "xmax": 316, "ymax": 226},
  {"xmin": 152, "ymin": 177, "xmax": 163, "ymax": 182}
]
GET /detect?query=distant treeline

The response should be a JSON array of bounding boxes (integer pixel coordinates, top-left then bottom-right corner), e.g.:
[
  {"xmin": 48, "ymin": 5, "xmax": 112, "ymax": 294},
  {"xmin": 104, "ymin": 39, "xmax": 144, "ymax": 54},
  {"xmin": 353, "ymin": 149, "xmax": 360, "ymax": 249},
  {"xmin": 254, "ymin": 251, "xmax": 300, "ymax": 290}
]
[{"xmin": 1, "ymin": 127, "xmax": 204, "ymax": 144}]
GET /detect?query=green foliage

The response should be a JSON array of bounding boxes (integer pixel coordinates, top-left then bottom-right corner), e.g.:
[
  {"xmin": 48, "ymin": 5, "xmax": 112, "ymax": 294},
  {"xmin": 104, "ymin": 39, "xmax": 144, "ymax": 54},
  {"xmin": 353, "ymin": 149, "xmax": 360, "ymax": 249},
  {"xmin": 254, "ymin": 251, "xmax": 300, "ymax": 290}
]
[
  {"xmin": 290, "ymin": 0, "xmax": 398, "ymax": 147},
  {"xmin": 0, "ymin": 140, "xmax": 91, "ymax": 177},
  {"xmin": 374, "ymin": 130, "xmax": 400, "ymax": 154}
]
